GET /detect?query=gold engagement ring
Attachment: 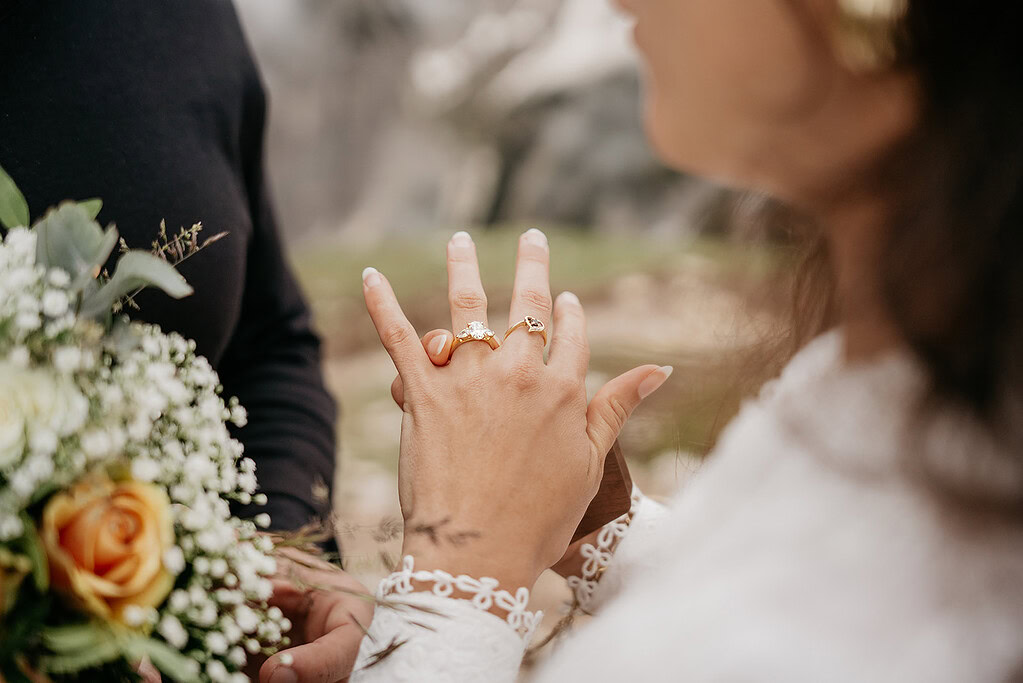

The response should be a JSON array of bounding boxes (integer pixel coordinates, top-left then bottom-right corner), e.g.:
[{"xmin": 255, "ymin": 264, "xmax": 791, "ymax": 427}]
[
  {"xmin": 504, "ymin": 315, "xmax": 547, "ymax": 346},
  {"xmin": 450, "ymin": 321, "xmax": 502, "ymax": 357}
]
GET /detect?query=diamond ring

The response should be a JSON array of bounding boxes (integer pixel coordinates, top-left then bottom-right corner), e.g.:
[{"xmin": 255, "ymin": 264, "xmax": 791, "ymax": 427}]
[
  {"xmin": 449, "ymin": 321, "xmax": 502, "ymax": 357},
  {"xmin": 504, "ymin": 315, "xmax": 547, "ymax": 346}
]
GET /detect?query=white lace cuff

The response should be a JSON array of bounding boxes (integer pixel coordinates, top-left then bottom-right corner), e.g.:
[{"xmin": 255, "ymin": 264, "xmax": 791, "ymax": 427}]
[
  {"xmin": 566, "ymin": 490, "xmax": 643, "ymax": 613},
  {"xmin": 378, "ymin": 555, "xmax": 544, "ymax": 641}
]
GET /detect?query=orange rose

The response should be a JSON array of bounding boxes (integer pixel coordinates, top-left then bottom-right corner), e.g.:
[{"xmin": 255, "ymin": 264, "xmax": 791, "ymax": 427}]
[{"xmin": 41, "ymin": 476, "xmax": 175, "ymax": 623}]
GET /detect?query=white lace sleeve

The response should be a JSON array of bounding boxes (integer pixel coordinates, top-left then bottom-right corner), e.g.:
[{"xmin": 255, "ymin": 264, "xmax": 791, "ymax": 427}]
[
  {"xmin": 350, "ymin": 557, "xmax": 542, "ymax": 683},
  {"xmin": 566, "ymin": 492, "xmax": 668, "ymax": 613}
]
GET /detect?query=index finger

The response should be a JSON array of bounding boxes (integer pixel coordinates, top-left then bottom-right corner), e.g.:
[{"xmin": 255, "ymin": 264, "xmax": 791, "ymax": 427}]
[{"xmin": 363, "ymin": 267, "xmax": 430, "ymax": 383}]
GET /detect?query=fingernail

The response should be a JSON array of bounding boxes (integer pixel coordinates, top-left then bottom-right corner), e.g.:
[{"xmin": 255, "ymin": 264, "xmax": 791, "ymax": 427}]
[
  {"xmin": 451, "ymin": 231, "xmax": 473, "ymax": 246},
  {"xmin": 638, "ymin": 366, "xmax": 673, "ymax": 400},
  {"xmin": 523, "ymin": 228, "xmax": 548, "ymax": 248},
  {"xmin": 431, "ymin": 334, "xmax": 449, "ymax": 358},
  {"xmin": 362, "ymin": 267, "xmax": 382, "ymax": 287},
  {"xmin": 558, "ymin": 291, "xmax": 580, "ymax": 306},
  {"xmin": 269, "ymin": 665, "xmax": 298, "ymax": 683}
]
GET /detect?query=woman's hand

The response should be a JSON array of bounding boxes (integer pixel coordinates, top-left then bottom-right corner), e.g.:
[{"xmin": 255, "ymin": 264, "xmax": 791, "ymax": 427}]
[{"xmin": 363, "ymin": 229, "xmax": 671, "ymax": 590}]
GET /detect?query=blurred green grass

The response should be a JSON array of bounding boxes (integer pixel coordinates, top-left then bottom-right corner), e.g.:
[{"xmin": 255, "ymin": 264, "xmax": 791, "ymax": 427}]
[{"xmin": 292, "ymin": 224, "xmax": 788, "ymax": 354}]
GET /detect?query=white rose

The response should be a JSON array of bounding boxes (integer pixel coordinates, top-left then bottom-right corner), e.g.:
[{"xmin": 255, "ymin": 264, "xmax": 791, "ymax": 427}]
[
  {"xmin": 0, "ymin": 362, "xmax": 89, "ymax": 468},
  {"xmin": 0, "ymin": 365, "xmax": 29, "ymax": 468}
]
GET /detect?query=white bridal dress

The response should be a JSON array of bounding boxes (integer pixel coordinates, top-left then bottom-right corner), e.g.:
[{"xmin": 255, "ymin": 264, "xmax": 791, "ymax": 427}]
[{"xmin": 351, "ymin": 331, "xmax": 1023, "ymax": 682}]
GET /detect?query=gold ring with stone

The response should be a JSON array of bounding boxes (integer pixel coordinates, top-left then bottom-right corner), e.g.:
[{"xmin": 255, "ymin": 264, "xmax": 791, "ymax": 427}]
[
  {"xmin": 504, "ymin": 315, "xmax": 547, "ymax": 346},
  {"xmin": 450, "ymin": 321, "xmax": 502, "ymax": 356}
]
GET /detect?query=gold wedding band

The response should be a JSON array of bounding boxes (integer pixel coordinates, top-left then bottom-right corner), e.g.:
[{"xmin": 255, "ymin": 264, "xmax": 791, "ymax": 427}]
[
  {"xmin": 450, "ymin": 321, "xmax": 502, "ymax": 357},
  {"xmin": 504, "ymin": 315, "xmax": 547, "ymax": 346}
]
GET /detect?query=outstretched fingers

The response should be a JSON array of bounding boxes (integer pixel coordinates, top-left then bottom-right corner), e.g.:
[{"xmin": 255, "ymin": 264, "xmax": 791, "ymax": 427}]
[
  {"xmin": 363, "ymin": 267, "xmax": 430, "ymax": 385},
  {"xmin": 447, "ymin": 231, "xmax": 489, "ymax": 332},
  {"xmin": 505, "ymin": 229, "xmax": 552, "ymax": 354},
  {"xmin": 586, "ymin": 365, "xmax": 674, "ymax": 460}
]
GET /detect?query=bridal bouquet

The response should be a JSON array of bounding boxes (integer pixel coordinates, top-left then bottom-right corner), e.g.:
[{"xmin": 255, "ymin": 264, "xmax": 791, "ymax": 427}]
[{"xmin": 0, "ymin": 168, "xmax": 290, "ymax": 682}]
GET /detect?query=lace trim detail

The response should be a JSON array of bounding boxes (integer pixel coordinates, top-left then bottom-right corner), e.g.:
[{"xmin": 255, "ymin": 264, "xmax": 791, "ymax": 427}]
[
  {"xmin": 378, "ymin": 555, "xmax": 543, "ymax": 641},
  {"xmin": 566, "ymin": 490, "xmax": 642, "ymax": 613}
]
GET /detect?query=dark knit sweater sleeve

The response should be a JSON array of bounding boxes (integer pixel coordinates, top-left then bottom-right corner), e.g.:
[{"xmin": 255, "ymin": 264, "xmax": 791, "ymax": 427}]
[{"xmin": 215, "ymin": 6, "xmax": 337, "ymax": 531}]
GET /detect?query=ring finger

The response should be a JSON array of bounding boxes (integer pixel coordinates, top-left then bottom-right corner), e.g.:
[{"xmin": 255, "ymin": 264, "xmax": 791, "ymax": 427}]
[
  {"xmin": 447, "ymin": 231, "xmax": 490, "ymax": 336},
  {"xmin": 505, "ymin": 228, "xmax": 552, "ymax": 355}
]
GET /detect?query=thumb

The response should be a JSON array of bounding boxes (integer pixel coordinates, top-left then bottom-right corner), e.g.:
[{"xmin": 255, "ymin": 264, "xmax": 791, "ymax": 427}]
[
  {"xmin": 586, "ymin": 365, "xmax": 673, "ymax": 458},
  {"xmin": 391, "ymin": 329, "xmax": 453, "ymax": 408}
]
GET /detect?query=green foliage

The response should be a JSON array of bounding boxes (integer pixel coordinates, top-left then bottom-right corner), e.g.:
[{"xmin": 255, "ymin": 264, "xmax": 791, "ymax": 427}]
[
  {"xmin": 33, "ymin": 202, "xmax": 119, "ymax": 292},
  {"xmin": 79, "ymin": 198, "xmax": 103, "ymax": 220},
  {"xmin": 0, "ymin": 585, "xmax": 53, "ymax": 675},
  {"xmin": 78, "ymin": 251, "xmax": 193, "ymax": 319},
  {"xmin": 40, "ymin": 639, "xmax": 122, "ymax": 674},
  {"xmin": 27, "ymin": 199, "xmax": 196, "ymax": 320},
  {"xmin": 0, "ymin": 163, "xmax": 30, "ymax": 229},
  {"xmin": 36, "ymin": 623, "xmax": 202, "ymax": 683},
  {"xmin": 15, "ymin": 514, "xmax": 48, "ymax": 592},
  {"xmin": 121, "ymin": 636, "xmax": 203, "ymax": 683},
  {"xmin": 41, "ymin": 623, "xmax": 114, "ymax": 653}
]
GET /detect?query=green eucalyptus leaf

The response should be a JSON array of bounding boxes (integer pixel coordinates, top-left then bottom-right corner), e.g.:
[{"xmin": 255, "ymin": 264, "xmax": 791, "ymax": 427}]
[
  {"xmin": 41, "ymin": 623, "xmax": 115, "ymax": 653},
  {"xmin": 33, "ymin": 202, "xmax": 118, "ymax": 290},
  {"xmin": 79, "ymin": 198, "xmax": 103, "ymax": 220},
  {"xmin": 121, "ymin": 637, "xmax": 202, "ymax": 683},
  {"xmin": 79, "ymin": 251, "xmax": 193, "ymax": 319},
  {"xmin": 107, "ymin": 316, "xmax": 143, "ymax": 355},
  {"xmin": 17, "ymin": 513, "xmax": 48, "ymax": 592},
  {"xmin": 39, "ymin": 638, "xmax": 121, "ymax": 673},
  {"xmin": 0, "ymin": 164, "xmax": 29, "ymax": 229}
]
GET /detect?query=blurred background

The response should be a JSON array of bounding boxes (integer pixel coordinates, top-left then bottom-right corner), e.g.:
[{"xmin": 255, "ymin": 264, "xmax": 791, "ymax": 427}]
[{"xmin": 234, "ymin": 0, "xmax": 793, "ymax": 645}]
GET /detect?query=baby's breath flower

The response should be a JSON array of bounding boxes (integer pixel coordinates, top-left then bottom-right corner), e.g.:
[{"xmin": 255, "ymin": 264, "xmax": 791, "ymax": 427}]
[
  {"xmin": 205, "ymin": 632, "xmax": 228, "ymax": 655},
  {"xmin": 122, "ymin": 605, "xmax": 154, "ymax": 628},
  {"xmin": 205, "ymin": 660, "xmax": 229, "ymax": 683},
  {"xmin": 80, "ymin": 429, "xmax": 112, "ymax": 460},
  {"xmin": 52, "ymin": 346, "xmax": 80, "ymax": 373},
  {"xmin": 8, "ymin": 346, "xmax": 30, "ymax": 367},
  {"xmin": 227, "ymin": 647, "xmax": 247, "ymax": 667},
  {"xmin": 169, "ymin": 590, "xmax": 190, "ymax": 613},
  {"xmin": 41, "ymin": 290, "xmax": 69, "ymax": 318},
  {"xmin": 158, "ymin": 614, "xmax": 189, "ymax": 649},
  {"xmin": 131, "ymin": 457, "xmax": 161, "ymax": 483},
  {"xmin": 47, "ymin": 268, "xmax": 71, "ymax": 288},
  {"xmin": 210, "ymin": 558, "xmax": 228, "ymax": 578},
  {"xmin": 163, "ymin": 546, "xmax": 186, "ymax": 575}
]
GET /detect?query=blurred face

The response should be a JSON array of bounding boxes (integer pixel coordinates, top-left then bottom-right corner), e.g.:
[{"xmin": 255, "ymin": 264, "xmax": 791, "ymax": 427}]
[{"xmin": 618, "ymin": 0, "xmax": 919, "ymax": 206}]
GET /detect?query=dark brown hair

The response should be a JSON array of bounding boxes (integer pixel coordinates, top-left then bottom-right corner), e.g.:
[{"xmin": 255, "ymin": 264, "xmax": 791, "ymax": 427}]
[
  {"xmin": 784, "ymin": 3, "xmax": 1023, "ymax": 513},
  {"xmin": 883, "ymin": 4, "xmax": 1023, "ymax": 502}
]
